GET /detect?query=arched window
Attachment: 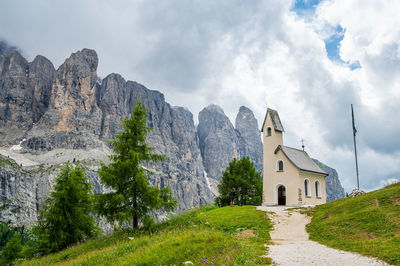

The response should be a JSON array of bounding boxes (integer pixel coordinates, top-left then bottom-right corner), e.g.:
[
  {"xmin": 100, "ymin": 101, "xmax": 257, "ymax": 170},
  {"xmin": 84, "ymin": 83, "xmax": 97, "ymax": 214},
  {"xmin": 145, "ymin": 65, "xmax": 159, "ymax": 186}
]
[
  {"xmin": 277, "ymin": 160, "xmax": 284, "ymax": 171},
  {"xmin": 266, "ymin": 127, "xmax": 272, "ymax": 137},
  {"xmin": 304, "ymin": 179, "xmax": 311, "ymax": 197},
  {"xmin": 315, "ymin": 181, "xmax": 321, "ymax": 198}
]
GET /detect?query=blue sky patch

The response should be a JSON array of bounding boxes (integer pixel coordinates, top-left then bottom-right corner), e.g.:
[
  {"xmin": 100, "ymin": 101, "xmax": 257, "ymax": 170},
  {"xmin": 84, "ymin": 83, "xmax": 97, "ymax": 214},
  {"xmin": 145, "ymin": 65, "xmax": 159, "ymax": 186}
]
[
  {"xmin": 292, "ymin": 0, "xmax": 361, "ymax": 70},
  {"xmin": 324, "ymin": 24, "xmax": 345, "ymax": 62},
  {"xmin": 324, "ymin": 25, "xmax": 361, "ymax": 69},
  {"xmin": 292, "ymin": 0, "xmax": 323, "ymax": 18}
]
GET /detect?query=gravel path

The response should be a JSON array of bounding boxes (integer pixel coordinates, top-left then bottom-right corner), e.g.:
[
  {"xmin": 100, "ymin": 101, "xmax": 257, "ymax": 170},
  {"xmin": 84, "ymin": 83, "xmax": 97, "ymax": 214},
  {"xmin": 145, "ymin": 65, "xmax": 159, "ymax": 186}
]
[{"xmin": 257, "ymin": 206, "xmax": 390, "ymax": 266}]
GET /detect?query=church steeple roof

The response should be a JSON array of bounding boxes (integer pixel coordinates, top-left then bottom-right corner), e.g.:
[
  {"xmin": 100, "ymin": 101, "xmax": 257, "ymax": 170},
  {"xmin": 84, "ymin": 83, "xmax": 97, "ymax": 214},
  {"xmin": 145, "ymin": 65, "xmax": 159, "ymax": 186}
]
[{"xmin": 261, "ymin": 108, "xmax": 285, "ymax": 132}]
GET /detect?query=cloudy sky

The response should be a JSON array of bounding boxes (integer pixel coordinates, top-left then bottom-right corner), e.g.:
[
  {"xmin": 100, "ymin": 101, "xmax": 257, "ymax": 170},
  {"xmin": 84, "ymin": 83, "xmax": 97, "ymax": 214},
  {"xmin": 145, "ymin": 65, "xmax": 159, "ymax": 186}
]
[{"xmin": 1, "ymin": 0, "xmax": 399, "ymax": 193}]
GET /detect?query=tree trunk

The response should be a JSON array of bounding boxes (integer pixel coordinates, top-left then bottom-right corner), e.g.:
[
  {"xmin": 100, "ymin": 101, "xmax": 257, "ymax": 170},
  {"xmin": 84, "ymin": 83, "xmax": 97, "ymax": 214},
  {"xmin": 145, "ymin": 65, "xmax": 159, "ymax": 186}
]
[
  {"xmin": 133, "ymin": 213, "xmax": 138, "ymax": 229},
  {"xmin": 133, "ymin": 195, "xmax": 138, "ymax": 229},
  {"xmin": 133, "ymin": 185, "xmax": 138, "ymax": 230}
]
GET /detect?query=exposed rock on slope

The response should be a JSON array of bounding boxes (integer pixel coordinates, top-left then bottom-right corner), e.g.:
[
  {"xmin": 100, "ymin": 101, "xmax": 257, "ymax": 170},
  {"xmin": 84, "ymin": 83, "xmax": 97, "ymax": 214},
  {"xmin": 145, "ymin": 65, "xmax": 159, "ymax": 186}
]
[
  {"xmin": 0, "ymin": 47, "xmax": 345, "ymax": 228},
  {"xmin": 24, "ymin": 49, "xmax": 103, "ymax": 152},
  {"xmin": 235, "ymin": 106, "xmax": 263, "ymax": 171},
  {"xmin": 0, "ymin": 48, "xmax": 214, "ymax": 225},
  {"xmin": 197, "ymin": 104, "xmax": 263, "ymax": 184},
  {"xmin": 0, "ymin": 155, "xmax": 106, "ymax": 227},
  {"xmin": 0, "ymin": 50, "xmax": 55, "ymax": 145},
  {"xmin": 313, "ymin": 159, "xmax": 345, "ymax": 202},
  {"xmin": 98, "ymin": 73, "xmax": 213, "ymax": 210},
  {"xmin": 197, "ymin": 105, "xmax": 241, "ymax": 182}
]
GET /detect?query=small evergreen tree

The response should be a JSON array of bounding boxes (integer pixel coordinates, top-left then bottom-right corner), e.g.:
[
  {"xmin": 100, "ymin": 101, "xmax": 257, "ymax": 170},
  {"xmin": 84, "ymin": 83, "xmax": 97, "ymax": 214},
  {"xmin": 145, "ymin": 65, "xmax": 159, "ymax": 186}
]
[
  {"xmin": 96, "ymin": 101, "xmax": 177, "ymax": 229},
  {"xmin": 1, "ymin": 233, "xmax": 22, "ymax": 265},
  {"xmin": 32, "ymin": 163, "xmax": 97, "ymax": 254},
  {"xmin": 215, "ymin": 157, "xmax": 262, "ymax": 206}
]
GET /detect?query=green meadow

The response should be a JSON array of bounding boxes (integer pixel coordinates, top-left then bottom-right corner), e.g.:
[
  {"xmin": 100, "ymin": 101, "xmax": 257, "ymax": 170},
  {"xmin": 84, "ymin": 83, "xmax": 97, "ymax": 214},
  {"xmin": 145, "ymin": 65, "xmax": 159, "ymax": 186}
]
[
  {"xmin": 20, "ymin": 206, "xmax": 273, "ymax": 265},
  {"xmin": 307, "ymin": 182, "xmax": 400, "ymax": 265}
]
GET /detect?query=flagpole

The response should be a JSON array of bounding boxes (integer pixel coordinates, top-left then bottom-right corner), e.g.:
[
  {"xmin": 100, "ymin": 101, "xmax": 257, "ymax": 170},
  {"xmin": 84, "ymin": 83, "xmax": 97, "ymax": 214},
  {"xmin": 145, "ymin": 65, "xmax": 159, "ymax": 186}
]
[{"xmin": 351, "ymin": 104, "xmax": 360, "ymax": 190}]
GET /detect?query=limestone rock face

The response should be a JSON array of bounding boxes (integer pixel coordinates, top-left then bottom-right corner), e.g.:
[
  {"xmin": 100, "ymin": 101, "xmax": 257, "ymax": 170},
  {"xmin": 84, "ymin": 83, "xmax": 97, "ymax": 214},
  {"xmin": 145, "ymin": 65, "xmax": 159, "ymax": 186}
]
[
  {"xmin": 97, "ymin": 73, "xmax": 213, "ymax": 210},
  {"xmin": 146, "ymin": 105, "xmax": 213, "ymax": 210},
  {"xmin": 198, "ymin": 105, "xmax": 241, "ymax": 182},
  {"xmin": 42, "ymin": 48, "xmax": 101, "ymax": 133},
  {"xmin": 24, "ymin": 49, "xmax": 103, "ymax": 152},
  {"xmin": 197, "ymin": 105, "xmax": 264, "ymax": 184},
  {"xmin": 0, "ymin": 47, "xmax": 265, "ymax": 228},
  {"xmin": 29, "ymin": 55, "xmax": 56, "ymax": 121},
  {"xmin": 313, "ymin": 159, "xmax": 345, "ymax": 202},
  {"xmin": 0, "ymin": 51, "xmax": 55, "ymax": 145},
  {"xmin": 0, "ymin": 155, "xmax": 106, "ymax": 227},
  {"xmin": 235, "ymin": 106, "xmax": 263, "ymax": 171}
]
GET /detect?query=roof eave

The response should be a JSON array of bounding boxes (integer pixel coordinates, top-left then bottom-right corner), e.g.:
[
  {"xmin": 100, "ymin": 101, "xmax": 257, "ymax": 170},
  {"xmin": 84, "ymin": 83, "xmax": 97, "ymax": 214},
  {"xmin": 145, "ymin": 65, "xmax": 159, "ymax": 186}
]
[{"xmin": 299, "ymin": 169, "xmax": 329, "ymax": 176}]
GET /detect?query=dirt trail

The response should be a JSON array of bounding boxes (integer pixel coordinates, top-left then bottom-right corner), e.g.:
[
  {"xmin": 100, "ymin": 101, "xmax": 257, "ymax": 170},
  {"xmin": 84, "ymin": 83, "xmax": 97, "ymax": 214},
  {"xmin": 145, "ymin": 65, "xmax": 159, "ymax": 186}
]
[{"xmin": 257, "ymin": 206, "xmax": 390, "ymax": 266}]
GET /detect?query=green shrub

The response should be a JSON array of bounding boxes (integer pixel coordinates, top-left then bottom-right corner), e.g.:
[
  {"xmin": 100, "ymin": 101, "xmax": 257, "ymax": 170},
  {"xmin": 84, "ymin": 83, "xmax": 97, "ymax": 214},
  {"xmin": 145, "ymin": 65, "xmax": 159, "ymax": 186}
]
[
  {"xmin": 215, "ymin": 157, "xmax": 262, "ymax": 206},
  {"xmin": 1, "ymin": 234, "xmax": 22, "ymax": 264}
]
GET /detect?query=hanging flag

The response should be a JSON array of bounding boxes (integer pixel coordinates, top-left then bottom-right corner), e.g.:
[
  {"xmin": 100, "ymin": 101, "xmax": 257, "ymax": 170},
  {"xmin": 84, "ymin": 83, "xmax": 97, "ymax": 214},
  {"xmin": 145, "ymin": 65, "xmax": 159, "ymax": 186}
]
[{"xmin": 351, "ymin": 104, "xmax": 357, "ymax": 136}]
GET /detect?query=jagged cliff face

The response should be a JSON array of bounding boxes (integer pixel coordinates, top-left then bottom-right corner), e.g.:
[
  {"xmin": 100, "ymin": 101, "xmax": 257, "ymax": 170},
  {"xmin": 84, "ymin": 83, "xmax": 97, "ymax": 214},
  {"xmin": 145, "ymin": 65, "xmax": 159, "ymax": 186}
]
[
  {"xmin": 98, "ymin": 73, "xmax": 212, "ymax": 210},
  {"xmin": 0, "ymin": 50, "xmax": 55, "ymax": 145},
  {"xmin": 197, "ymin": 104, "xmax": 263, "ymax": 185},
  {"xmin": 0, "ymin": 49, "xmax": 214, "ymax": 226},
  {"xmin": 0, "ymin": 47, "xmax": 345, "ymax": 227},
  {"xmin": 24, "ymin": 49, "xmax": 103, "ymax": 152},
  {"xmin": 235, "ymin": 106, "xmax": 263, "ymax": 171},
  {"xmin": 0, "ymin": 155, "xmax": 106, "ymax": 227},
  {"xmin": 198, "ymin": 105, "xmax": 241, "ymax": 183}
]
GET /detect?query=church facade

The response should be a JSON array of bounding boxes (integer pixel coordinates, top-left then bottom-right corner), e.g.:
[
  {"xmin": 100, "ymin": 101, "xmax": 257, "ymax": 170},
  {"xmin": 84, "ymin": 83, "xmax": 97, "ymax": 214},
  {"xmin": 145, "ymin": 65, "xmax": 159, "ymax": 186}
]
[{"xmin": 261, "ymin": 108, "xmax": 327, "ymax": 206}]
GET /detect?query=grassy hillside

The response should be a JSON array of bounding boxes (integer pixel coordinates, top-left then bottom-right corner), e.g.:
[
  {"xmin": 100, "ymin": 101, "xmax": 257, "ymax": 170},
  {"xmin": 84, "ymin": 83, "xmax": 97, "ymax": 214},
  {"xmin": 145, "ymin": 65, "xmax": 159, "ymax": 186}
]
[
  {"xmin": 307, "ymin": 182, "xmax": 400, "ymax": 265},
  {"xmin": 20, "ymin": 206, "xmax": 273, "ymax": 265}
]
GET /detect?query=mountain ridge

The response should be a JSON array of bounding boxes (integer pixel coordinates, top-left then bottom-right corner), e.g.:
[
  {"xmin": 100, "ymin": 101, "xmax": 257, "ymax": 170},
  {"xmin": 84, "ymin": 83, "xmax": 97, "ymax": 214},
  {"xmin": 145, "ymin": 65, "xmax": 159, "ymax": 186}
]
[{"xmin": 0, "ymin": 47, "xmax": 345, "ymax": 227}]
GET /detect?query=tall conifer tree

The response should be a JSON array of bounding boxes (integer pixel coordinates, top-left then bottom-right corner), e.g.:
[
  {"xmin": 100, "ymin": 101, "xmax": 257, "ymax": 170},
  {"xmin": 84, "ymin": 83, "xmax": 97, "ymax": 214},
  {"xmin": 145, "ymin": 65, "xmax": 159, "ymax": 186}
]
[
  {"xmin": 33, "ymin": 163, "xmax": 97, "ymax": 254},
  {"xmin": 96, "ymin": 101, "xmax": 177, "ymax": 229}
]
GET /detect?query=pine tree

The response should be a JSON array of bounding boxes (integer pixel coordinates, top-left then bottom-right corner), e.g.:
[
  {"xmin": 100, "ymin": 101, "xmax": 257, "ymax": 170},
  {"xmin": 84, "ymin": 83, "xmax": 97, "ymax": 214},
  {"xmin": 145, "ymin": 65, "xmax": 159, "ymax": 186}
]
[
  {"xmin": 96, "ymin": 101, "xmax": 177, "ymax": 229},
  {"xmin": 32, "ymin": 163, "xmax": 97, "ymax": 254},
  {"xmin": 215, "ymin": 157, "xmax": 262, "ymax": 207}
]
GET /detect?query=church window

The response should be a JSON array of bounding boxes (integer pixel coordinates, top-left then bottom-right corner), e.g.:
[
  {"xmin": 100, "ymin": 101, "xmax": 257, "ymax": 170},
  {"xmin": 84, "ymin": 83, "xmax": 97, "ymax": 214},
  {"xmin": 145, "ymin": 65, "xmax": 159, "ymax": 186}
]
[
  {"xmin": 277, "ymin": 160, "xmax": 284, "ymax": 171},
  {"xmin": 304, "ymin": 179, "xmax": 311, "ymax": 197},
  {"xmin": 315, "ymin": 181, "xmax": 321, "ymax": 198},
  {"xmin": 266, "ymin": 127, "xmax": 272, "ymax": 136}
]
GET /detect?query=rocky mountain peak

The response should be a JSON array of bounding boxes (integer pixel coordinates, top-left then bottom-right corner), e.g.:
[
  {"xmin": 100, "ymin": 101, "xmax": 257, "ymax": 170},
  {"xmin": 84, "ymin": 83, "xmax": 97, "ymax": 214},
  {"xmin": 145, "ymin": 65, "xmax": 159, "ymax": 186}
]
[
  {"xmin": 45, "ymin": 48, "xmax": 101, "ymax": 132},
  {"xmin": 198, "ymin": 104, "xmax": 240, "ymax": 181},
  {"xmin": 0, "ymin": 50, "xmax": 28, "ymax": 77},
  {"xmin": 59, "ymin": 48, "xmax": 98, "ymax": 76},
  {"xmin": 235, "ymin": 106, "xmax": 258, "ymax": 131},
  {"xmin": 235, "ymin": 106, "xmax": 263, "ymax": 171},
  {"xmin": 30, "ymin": 55, "xmax": 55, "ymax": 73},
  {"xmin": 0, "ymin": 46, "xmax": 346, "ymax": 228},
  {"xmin": 203, "ymin": 104, "xmax": 224, "ymax": 113},
  {"xmin": 21, "ymin": 49, "xmax": 103, "ymax": 152},
  {"xmin": 0, "ymin": 40, "xmax": 19, "ymax": 57},
  {"xmin": 29, "ymin": 55, "xmax": 56, "ymax": 120},
  {"xmin": 0, "ymin": 50, "xmax": 55, "ymax": 144}
]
